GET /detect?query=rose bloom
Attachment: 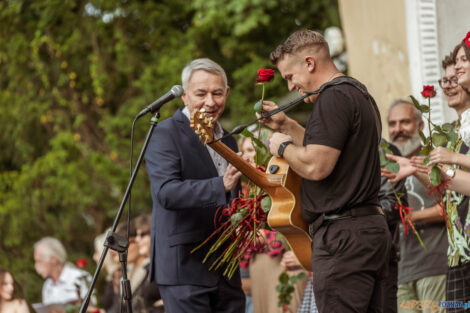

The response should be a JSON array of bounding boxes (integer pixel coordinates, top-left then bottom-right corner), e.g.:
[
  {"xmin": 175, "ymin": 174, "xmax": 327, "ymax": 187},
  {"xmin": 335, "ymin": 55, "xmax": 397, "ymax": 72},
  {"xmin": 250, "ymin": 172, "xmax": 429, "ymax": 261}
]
[
  {"xmin": 421, "ymin": 85, "xmax": 436, "ymax": 98},
  {"xmin": 256, "ymin": 68, "xmax": 275, "ymax": 82},
  {"xmin": 76, "ymin": 258, "xmax": 87, "ymax": 268},
  {"xmin": 463, "ymin": 31, "xmax": 470, "ymax": 49}
]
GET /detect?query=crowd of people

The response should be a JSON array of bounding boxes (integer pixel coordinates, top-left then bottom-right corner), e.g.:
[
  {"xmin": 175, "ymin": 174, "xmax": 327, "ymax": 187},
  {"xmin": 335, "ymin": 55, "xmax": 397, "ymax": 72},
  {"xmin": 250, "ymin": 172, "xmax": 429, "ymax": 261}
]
[{"xmin": 2, "ymin": 29, "xmax": 470, "ymax": 313}]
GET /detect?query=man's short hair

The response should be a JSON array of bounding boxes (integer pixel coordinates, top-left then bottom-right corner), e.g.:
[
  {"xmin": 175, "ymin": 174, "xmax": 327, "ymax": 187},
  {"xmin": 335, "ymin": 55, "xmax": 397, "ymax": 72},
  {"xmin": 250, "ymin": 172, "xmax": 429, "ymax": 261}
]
[
  {"xmin": 34, "ymin": 237, "xmax": 67, "ymax": 265},
  {"xmin": 181, "ymin": 58, "xmax": 228, "ymax": 91},
  {"xmin": 387, "ymin": 99, "xmax": 422, "ymax": 123},
  {"xmin": 442, "ymin": 54, "xmax": 454, "ymax": 69},
  {"xmin": 269, "ymin": 29, "xmax": 330, "ymax": 65}
]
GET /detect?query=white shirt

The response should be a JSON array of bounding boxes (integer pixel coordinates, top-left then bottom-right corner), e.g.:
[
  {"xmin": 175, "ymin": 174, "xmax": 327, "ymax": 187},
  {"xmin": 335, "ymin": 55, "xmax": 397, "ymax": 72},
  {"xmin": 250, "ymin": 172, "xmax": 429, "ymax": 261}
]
[
  {"xmin": 42, "ymin": 263, "xmax": 95, "ymax": 305},
  {"xmin": 182, "ymin": 107, "xmax": 228, "ymax": 176}
]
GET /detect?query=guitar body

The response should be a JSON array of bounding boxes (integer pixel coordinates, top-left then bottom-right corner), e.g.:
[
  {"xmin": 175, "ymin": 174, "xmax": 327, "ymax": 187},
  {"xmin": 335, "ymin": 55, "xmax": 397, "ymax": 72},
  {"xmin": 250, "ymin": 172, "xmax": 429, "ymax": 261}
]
[
  {"xmin": 190, "ymin": 109, "xmax": 312, "ymax": 271},
  {"xmin": 265, "ymin": 157, "xmax": 312, "ymax": 271}
]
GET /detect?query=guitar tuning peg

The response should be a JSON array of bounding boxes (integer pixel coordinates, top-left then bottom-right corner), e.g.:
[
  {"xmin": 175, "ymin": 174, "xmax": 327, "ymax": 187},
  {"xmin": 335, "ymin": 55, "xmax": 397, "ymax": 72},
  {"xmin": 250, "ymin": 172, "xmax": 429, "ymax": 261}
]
[
  {"xmin": 199, "ymin": 113, "xmax": 204, "ymax": 119},
  {"xmin": 195, "ymin": 130, "xmax": 200, "ymax": 135},
  {"xmin": 200, "ymin": 108, "xmax": 206, "ymax": 113},
  {"xmin": 209, "ymin": 116, "xmax": 213, "ymax": 121},
  {"xmin": 197, "ymin": 124, "xmax": 201, "ymax": 130},
  {"xmin": 201, "ymin": 129, "xmax": 206, "ymax": 135}
]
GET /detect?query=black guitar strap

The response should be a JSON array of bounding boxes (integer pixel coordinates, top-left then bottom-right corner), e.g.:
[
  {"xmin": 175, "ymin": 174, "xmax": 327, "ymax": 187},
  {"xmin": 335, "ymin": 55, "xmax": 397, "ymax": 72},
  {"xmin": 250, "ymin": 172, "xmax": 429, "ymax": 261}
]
[{"xmin": 315, "ymin": 76, "xmax": 382, "ymax": 144}]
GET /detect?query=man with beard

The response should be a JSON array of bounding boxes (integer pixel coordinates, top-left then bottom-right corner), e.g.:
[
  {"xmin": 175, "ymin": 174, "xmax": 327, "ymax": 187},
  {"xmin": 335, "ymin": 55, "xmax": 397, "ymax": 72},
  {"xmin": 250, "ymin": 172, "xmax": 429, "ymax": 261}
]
[{"xmin": 387, "ymin": 100, "xmax": 448, "ymax": 313}]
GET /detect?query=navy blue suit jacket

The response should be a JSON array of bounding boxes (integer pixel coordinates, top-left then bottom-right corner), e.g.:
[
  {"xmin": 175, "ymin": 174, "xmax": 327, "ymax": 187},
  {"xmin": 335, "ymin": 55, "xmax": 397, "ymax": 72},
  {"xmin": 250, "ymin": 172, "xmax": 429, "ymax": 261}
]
[{"xmin": 145, "ymin": 109, "xmax": 241, "ymax": 287}]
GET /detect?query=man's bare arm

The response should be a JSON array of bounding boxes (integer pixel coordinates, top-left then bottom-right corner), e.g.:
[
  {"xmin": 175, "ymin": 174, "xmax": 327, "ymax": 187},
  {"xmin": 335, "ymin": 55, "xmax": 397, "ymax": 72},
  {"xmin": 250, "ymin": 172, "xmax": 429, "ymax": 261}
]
[{"xmin": 410, "ymin": 204, "xmax": 445, "ymax": 223}]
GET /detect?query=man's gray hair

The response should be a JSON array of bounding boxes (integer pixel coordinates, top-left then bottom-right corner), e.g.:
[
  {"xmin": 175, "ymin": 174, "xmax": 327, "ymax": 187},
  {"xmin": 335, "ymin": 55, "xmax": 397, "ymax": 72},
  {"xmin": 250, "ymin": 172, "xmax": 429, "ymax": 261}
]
[
  {"xmin": 387, "ymin": 99, "xmax": 423, "ymax": 123},
  {"xmin": 34, "ymin": 237, "xmax": 67, "ymax": 265},
  {"xmin": 181, "ymin": 58, "xmax": 228, "ymax": 91}
]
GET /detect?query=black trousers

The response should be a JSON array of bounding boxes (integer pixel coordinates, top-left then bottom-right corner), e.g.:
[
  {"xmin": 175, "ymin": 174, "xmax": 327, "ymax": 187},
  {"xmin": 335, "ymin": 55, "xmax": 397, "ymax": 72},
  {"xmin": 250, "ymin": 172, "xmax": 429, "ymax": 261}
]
[
  {"xmin": 382, "ymin": 254, "xmax": 398, "ymax": 313},
  {"xmin": 158, "ymin": 278, "xmax": 245, "ymax": 313},
  {"xmin": 312, "ymin": 214, "xmax": 391, "ymax": 313}
]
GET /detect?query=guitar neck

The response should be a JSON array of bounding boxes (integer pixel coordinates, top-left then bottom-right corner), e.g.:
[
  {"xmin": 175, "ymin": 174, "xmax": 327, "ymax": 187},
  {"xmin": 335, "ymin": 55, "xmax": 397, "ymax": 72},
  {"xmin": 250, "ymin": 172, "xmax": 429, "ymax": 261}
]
[{"xmin": 209, "ymin": 141, "xmax": 282, "ymax": 188}]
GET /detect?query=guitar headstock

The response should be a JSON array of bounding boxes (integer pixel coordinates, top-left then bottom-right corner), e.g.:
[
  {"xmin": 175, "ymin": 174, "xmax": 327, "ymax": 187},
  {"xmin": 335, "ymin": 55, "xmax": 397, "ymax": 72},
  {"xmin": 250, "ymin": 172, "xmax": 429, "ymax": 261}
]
[{"xmin": 190, "ymin": 108, "xmax": 214, "ymax": 144}]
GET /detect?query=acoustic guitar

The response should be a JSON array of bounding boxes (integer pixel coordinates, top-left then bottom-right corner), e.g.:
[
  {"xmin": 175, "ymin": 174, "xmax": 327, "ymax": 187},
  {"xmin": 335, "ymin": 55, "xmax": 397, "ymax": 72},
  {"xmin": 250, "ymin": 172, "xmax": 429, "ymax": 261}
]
[{"xmin": 190, "ymin": 108, "xmax": 312, "ymax": 271}]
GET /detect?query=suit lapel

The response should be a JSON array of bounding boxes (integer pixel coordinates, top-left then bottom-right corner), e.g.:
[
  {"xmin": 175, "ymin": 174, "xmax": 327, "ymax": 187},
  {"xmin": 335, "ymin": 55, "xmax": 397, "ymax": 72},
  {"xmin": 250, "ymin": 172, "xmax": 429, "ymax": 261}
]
[{"xmin": 174, "ymin": 109, "xmax": 219, "ymax": 177}]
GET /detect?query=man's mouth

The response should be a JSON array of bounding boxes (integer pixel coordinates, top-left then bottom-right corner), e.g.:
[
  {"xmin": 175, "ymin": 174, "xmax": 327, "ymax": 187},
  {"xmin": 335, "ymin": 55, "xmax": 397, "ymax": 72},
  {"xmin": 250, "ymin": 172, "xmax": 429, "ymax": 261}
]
[
  {"xmin": 445, "ymin": 90, "xmax": 458, "ymax": 97},
  {"xmin": 393, "ymin": 134, "xmax": 410, "ymax": 141}
]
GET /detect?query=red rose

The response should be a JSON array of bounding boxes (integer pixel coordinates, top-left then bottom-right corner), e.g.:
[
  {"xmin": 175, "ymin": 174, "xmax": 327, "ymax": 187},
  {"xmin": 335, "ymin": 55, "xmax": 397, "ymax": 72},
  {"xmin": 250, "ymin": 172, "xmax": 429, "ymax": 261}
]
[
  {"xmin": 256, "ymin": 68, "xmax": 275, "ymax": 83},
  {"xmin": 76, "ymin": 258, "xmax": 87, "ymax": 268},
  {"xmin": 421, "ymin": 85, "xmax": 436, "ymax": 98},
  {"xmin": 463, "ymin": 31, "xmax": 470, "ymax": 49}
]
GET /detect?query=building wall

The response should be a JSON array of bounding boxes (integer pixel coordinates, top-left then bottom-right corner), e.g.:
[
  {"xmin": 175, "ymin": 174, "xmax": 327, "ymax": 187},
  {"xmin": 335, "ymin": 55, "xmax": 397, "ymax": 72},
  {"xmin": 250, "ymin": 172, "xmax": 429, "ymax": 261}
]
[
  {"xmin": 338, "ymin": 0, "xmax": 411, "ymax": 139},
  {"xmin": 339, "ymin": 0, "xmax": 470, "ymax": 140},
  {"xmin": 436, "ymin": 0, "xmax": 470, "ymax": 122}
]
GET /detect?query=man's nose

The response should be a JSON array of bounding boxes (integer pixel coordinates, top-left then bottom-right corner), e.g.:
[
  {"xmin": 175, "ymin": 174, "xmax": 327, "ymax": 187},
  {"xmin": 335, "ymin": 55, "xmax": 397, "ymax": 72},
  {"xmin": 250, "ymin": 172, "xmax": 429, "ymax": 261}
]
[
  {"xmin": 205, "ymin": 94, "xmax": 216, "ymax": 107},
  {"xmin": 287, "ymin": 81, "xmax": 295, "ymax": 92}
]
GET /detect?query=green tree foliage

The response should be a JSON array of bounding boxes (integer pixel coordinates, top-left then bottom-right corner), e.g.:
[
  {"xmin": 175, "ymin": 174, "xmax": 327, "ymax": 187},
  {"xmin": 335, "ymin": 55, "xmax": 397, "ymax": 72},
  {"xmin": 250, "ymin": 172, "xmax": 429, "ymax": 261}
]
[{"xmin": 0, "ymin": 0, "xmax": 339, "ymax": 301}]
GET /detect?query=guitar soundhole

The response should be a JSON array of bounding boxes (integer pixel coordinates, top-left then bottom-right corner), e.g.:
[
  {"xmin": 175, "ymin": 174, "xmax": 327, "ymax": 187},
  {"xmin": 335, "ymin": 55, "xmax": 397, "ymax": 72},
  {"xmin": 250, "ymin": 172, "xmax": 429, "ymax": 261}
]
[{"xmin": 269, "ymin": 165, "xmax": 279, "ymax": 174}]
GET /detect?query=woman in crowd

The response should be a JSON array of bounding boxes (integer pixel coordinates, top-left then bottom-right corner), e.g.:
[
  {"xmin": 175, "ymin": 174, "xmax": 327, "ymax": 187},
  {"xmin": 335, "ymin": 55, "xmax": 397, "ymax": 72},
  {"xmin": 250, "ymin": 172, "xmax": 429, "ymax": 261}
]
[
  {"xmin": 132, "ymin": 213, "xmax": 164, "ymax": 313},
  {"xmin": 0, "ymin": 268, "xmax": 30, "ymax": 313},
  {"xmin": 455, "ymin": 32, "xmax": 470, "ymax": 92}
]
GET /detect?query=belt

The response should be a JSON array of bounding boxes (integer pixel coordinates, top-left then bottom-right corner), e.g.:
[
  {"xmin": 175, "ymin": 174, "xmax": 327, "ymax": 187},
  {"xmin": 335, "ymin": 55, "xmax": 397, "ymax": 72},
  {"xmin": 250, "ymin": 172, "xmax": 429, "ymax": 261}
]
[
  {"xmin": 323, "ymin": 205, "xmax": 383, "ymax": 220},
  {"xmin": 309, "ymin": 205, "xmax": 384, "ymax": 237}
]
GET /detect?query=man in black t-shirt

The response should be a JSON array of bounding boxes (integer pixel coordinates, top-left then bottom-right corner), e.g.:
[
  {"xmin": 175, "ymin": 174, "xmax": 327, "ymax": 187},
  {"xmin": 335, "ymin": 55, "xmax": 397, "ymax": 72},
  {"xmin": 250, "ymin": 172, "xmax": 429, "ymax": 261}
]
[{"xmin": 260, "ymin": 30, "xmax": 391, "ymax": 313}]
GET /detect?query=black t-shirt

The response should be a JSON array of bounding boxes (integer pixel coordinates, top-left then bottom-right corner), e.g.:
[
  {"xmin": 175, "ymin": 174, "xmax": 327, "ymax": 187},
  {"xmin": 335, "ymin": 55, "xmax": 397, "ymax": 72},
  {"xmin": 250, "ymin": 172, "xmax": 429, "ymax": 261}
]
[{"xmin": 300, "ymin": 77, "xmax": 381, "ymax": 222}]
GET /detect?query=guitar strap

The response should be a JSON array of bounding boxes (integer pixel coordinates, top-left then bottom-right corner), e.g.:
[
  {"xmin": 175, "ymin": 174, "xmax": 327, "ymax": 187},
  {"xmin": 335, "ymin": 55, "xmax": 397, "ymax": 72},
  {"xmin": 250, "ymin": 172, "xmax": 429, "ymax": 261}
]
[
  {"xmin": 316, "ymin": 76, "xmax": 382, "ymax": 144},
  {"xmin": 308, "ymin": 77, "xmax": 382, "ymax": 238}
]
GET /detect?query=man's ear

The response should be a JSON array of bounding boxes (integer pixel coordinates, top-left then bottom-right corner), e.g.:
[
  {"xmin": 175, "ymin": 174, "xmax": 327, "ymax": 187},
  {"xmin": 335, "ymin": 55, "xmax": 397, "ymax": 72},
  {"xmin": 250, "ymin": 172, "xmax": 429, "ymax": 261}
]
[
  {"xmin": 305, "ymin": 56, "xmax": 316, "ymax": 73},
  {"xmin": 419, "ymin": 121, "xmax": 425, "ymax": 131}
]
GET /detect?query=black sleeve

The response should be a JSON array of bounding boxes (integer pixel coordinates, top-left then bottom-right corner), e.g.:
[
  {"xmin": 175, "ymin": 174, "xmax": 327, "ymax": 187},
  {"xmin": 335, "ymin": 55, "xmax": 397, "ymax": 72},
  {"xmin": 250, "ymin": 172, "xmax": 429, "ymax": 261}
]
[{"xmin": 304, "ymin": 88, "xmax": 353, "ymax": 151}]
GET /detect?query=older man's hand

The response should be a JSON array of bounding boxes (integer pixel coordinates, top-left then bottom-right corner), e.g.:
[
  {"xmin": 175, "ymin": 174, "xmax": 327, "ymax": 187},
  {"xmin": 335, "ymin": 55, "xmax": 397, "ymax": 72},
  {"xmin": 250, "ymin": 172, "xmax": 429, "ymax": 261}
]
[{"xmin": 381, "ymin": 154, "xmax": 417, "ymax": 183}]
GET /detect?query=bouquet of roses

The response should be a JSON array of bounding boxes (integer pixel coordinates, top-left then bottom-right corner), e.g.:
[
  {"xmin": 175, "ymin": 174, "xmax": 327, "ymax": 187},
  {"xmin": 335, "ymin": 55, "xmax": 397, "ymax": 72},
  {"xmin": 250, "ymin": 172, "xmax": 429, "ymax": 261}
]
[{"xmin": 191, "ymin": 68, "xmax": 276, "ymax": 278}]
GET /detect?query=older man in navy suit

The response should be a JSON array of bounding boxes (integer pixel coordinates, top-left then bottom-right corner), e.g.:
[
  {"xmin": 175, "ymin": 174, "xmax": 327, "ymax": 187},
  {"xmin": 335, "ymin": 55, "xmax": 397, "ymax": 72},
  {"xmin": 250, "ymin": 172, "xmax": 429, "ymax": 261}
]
[{"xmin": 145, "ymin": 58, "xmax": 245, "ymax": 313}]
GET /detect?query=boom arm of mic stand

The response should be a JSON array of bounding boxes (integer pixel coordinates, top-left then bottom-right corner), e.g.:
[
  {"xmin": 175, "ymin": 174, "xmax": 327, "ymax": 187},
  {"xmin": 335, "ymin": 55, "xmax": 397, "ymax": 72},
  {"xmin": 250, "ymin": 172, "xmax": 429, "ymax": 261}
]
[{"xmin": 78, "ymin": 112, "xmax": 161, "ymax": 313}]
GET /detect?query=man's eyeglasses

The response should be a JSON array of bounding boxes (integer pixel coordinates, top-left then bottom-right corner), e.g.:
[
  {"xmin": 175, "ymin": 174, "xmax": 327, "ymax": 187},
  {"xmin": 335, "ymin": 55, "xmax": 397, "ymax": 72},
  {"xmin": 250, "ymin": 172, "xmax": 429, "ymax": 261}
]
[{"xmin": 439, "ymin": 76, "xmax": 459, "ymax": 88}]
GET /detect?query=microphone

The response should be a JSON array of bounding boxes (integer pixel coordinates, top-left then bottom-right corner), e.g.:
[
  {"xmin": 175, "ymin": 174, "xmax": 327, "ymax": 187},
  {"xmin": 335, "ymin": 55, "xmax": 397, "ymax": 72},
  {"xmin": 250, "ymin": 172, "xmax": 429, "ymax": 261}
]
[{"xmin": 136, "ymin": 85, "xmax": 184, "ymax": 118}]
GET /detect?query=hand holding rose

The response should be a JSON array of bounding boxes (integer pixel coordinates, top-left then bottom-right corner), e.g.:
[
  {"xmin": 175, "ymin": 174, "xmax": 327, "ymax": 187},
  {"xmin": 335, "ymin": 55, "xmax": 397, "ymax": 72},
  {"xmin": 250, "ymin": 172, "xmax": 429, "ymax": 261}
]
[{"xmin": 428, "ymin": 146, "xmax": 458, "ymax": 165}]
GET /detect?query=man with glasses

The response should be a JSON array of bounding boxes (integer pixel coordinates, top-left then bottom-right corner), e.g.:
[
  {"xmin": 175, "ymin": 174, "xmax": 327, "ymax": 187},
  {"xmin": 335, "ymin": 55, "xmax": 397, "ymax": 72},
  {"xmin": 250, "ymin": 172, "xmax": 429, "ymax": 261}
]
[{"xmin": 426, "ymin": 55, "xmax": 470, "ymax": 310}]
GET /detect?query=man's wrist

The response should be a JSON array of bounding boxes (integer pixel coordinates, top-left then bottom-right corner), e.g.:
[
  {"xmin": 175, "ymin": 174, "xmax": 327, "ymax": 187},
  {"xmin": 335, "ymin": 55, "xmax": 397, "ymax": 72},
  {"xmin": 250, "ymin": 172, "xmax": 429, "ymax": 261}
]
[{"xmin": 278, "ymin": 141, "xmax": 293, "ymax": 158}]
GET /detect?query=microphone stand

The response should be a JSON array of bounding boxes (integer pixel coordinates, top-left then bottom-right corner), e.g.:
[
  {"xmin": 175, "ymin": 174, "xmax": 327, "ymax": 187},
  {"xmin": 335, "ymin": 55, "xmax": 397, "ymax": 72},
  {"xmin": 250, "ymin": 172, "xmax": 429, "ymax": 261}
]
[{"xmin": 79, "ymin": 111, "xmax": 161, "ymax": 313}]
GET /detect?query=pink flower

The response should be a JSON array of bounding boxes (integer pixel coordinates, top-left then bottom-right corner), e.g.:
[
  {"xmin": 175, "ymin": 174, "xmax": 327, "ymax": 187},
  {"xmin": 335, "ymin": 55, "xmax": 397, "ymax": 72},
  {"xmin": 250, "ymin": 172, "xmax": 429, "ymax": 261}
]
[
  {"xmin": 421, "ymin": 85, "xmax": 436, "ymax": 98},
  {"xmin": 76, "ymin": 258, "xmax": 87, "ymax": 268}
]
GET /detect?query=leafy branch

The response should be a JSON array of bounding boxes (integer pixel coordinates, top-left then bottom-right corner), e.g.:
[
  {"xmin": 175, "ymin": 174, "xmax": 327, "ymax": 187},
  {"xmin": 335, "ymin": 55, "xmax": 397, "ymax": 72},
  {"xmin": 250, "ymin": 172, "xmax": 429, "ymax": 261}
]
[{"xmin": 410, "ymin": 95, "xmax": 459, "ymax": 186}]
